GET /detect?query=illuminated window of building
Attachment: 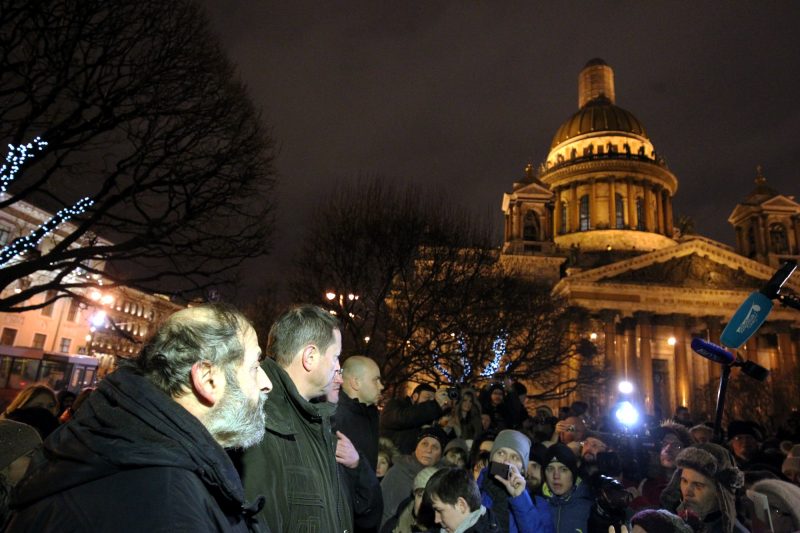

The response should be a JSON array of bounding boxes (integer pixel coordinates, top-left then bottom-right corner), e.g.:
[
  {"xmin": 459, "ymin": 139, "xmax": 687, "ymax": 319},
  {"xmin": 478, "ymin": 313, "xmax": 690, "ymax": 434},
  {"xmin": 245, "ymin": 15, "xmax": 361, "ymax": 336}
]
[
  {"xmin": 1, "ymin": 328, "xmax": 17, "ymax": 345},
  {"xmin": 66, "ymin": 298, "xmax": 80, "ymax": 322},
  {"xmin": 560, "ymin": 201, "xmax": 568, "ymax": 233},
  {"xmin": 41, "ymin": 290, "xmax": 58, "ymax": 317},
  {"xmin": 636, "ymin": 198, "xmax": 645, "ymax": 230},
  {"xmin": 59, "ymin": 337, "xmax": 71, "ymax": 353},
  {"xmin": 32, "ymin": 333, "xmax": 47, "ymax": 350},
  {"xmin": 769, "ymin": 223, "xmax": 789, "ymax": 254},
  {"xmin": 124, "ymin": 301, "xmax": 130, "ymax": 313},
  {"xmin": 579, "ymin": 195, "xmax": 590, "ymax": 231},
  {"xmin": 615, "ymin": 194, "xmax": 625, "ymax": 228},
  {"xmin": 523, "ymin": 211, "xmax": 540, "ymax": 240}
]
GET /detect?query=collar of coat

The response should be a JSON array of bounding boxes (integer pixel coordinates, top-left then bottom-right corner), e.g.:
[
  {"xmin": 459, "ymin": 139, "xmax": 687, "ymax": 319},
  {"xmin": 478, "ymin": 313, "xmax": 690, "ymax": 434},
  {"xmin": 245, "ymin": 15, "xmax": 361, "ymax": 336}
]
[{"xmin": 261, "ymin": 357, "xmax": 335, "ymax": 436}]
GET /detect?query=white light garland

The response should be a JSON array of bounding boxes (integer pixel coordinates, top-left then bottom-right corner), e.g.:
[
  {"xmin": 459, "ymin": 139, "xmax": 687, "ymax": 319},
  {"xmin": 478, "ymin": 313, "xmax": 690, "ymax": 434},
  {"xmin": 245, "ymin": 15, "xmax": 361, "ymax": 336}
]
[{"xmin": 0, "ymin": 137, "xmax": 95, "ymax": 265}]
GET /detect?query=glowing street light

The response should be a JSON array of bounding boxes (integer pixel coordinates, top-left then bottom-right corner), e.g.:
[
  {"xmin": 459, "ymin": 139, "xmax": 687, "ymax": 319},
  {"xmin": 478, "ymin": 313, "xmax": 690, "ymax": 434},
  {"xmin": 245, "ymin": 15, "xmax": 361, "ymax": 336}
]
[
  {"xmin": 618, "ymin": 380, "xmax": 634, "ymax": 394},
  {"xmin": 90, "ymin": 310, "xmax": 106, "ymax": 327},
  {"xmin": 667, "ymin": 336, "xmax": 677, "ymax": 346}
]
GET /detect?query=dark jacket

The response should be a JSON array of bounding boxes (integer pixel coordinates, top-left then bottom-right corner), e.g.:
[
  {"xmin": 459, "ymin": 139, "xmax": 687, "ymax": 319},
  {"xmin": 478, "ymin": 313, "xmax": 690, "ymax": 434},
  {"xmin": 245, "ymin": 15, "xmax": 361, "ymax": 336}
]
[
  {"xmin": 477, "ymin": 469, "xmax": 554, "ymax": 533},
  {"xmin": 337, "ymin": 389, "xmax": 380, "ymax": 470},
  {"xmin": 238, "ymin": 358, "xmax": 352, "ymax": 533},
  {"xmin": 380, "ymin": 396, "xmax": 443, "ymax": 454},
  {"xmin": 6, "ymin": 367, "xmax": 263, "ymax": 533},
  {"xmin": 543, "ymin": 478, "xmax": 594, "ymax": 533}
]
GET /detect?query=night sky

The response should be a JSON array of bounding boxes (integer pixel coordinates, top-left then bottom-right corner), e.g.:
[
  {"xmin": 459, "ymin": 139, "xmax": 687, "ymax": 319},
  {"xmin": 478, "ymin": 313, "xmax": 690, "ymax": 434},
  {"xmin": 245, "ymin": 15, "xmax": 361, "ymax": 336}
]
[{"xmin": 201, "ymin": 1, "xmax": 800, "ymax": 300}]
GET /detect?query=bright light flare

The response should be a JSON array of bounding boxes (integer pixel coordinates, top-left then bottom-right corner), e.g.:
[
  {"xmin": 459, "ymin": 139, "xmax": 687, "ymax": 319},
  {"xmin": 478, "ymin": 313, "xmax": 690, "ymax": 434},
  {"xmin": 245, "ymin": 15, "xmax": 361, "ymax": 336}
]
[
  {"xmin": 614, "ymin": 401, "xmax": 639, "ymax": 427},
  {"xmin": 618, "ymin": 380, "xmax": 634, "ymax": 394},
  {"xmin": 90, "ymin": 310, "xmax": 106, "ymax": 327}
]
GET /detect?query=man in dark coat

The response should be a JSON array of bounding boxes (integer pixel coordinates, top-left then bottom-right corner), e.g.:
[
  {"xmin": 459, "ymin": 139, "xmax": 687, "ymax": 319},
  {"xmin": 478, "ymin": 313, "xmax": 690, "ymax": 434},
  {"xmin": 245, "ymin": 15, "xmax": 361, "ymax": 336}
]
[
  {"xmin": 337, "ymin": 355, "xmax": 383, "ymax": 470},
  {"xmin": 381, "ymin": 384, "xmax": 451, "ymax": 454},
  {"xmin": 239, "ymin": 305, "xmax": 353, "ymax": 533},
  {"xmin": 6, "ymin": 304, "xmax": 272, "ymax": 532}
]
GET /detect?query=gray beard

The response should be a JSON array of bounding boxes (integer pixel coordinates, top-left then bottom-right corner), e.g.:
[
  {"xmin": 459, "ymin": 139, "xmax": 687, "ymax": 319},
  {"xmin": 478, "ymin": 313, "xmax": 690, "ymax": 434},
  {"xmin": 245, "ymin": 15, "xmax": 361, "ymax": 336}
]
[{"xmin": 204, "ymin": 368, "xmax": 267, "ymax": 449}]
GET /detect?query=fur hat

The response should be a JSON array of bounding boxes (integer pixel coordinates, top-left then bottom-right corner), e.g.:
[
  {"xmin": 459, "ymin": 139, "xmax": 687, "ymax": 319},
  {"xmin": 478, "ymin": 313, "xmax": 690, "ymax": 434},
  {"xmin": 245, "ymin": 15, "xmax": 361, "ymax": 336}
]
[
  {"xmin": 653, "ymin": 420, "xmax": 692, "ymax": 448},
  {"xmin": 630, "ymin": 509, "xmax": 693, "ymax": 533},
  {"xmin": 413, "ymin": 466, "xmax": 441, "ymax": 491},
  {"xmin": 490, "ymin": 429, "xmax": 530, "ymax": 466},
  {"xmin": 689, "ymin": 423, "xmax": 713, "ymax": 439},
  {"xmin": 544, "ymin": 442, "xmax": 579, "ymax": 481},
  {"xmin": 782, "ymin": 444, "xmax": 800, "ymax": 479},
  {"xmin": 666, "ymin": 443, "xmax": 743, "ymax": 533},
  {"xmin": 750, "ymin": 479, "xmax": 800, "ymax": 531},
  {"xmin": 416, "ymin": 425, "xmax": 449, "ymax": 449},
  {"xmin": 0, "ymin": 419, "xmax": 42, "ymax": 469}
]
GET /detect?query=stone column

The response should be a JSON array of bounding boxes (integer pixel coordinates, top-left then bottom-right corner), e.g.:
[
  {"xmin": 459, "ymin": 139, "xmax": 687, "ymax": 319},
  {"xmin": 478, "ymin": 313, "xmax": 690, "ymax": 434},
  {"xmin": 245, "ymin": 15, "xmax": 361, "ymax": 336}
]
[
  {"xmin": 792, "ymin": 215, "xmax": 800, "ymax": 254},
  {"xmin": 553, "ymin": 188, "xmax": 561, "ymax": 236},
  {"xmin": 673, "ymin": 315, "xmax": 690, "ymax": 410},
  {"xmin": 777, "ymin": 324, "xmax": 799, "ymax": 403},
  {"xmin": 601, "ymin": 310, "xmax": 620, "ymax": 379},
  {"xmin": 636, "ymin": 312, "xmax": 655, "ymax": 414},
  {"xmin": 570, "ymin": 182, "xmax": 578, "ymax": 233},
  {"xmin": 627, "ymin": 179, "xmax": 638, "ymax": 229},
  {"xmin": 643, "ymin": 186, "xmax": 653, "ymax": 232},
  {"xmin": 706, "ymin": 317, "xmax": 723, "ymax": 381},
  {"xmin": 608, "ymin": 178, "xmax": 616, "ymax": 227},
  {"xmin": 655, "ymin": 187, "xmax": 664, "ymax": 234},
  {"xmin": 622, "ymin": 316, "xmax": 638, "ymax": 380},
  {"xmin": 665, "ymin": 192, "xmax": 674, "ymax": 237},
  {"xmin": 590, "ymin": 178, "xmax": 597, "ymax": 229}
]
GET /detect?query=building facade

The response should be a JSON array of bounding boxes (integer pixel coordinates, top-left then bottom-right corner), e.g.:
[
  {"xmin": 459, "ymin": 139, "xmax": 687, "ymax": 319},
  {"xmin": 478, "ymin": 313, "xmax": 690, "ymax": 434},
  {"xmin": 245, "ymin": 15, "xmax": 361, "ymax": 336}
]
[{"xmin": 501, "ymin": 59, "xmax": 800, "ymax": 423}]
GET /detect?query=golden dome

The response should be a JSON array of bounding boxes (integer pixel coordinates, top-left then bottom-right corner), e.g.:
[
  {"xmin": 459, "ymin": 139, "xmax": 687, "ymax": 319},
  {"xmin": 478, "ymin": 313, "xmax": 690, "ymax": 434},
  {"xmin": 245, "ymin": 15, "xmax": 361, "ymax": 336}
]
[{"xmin": 550, "ymin": 97, "xmax": 647, "ymax": 150}]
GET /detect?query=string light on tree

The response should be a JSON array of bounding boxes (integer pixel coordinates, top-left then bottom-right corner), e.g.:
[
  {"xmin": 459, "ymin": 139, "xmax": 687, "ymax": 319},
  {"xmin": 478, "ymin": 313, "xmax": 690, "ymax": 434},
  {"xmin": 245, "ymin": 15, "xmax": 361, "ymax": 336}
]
[
  {"xmin": 1, "ymin": 137, "xmax": 48, "ymax": 193},
  {"xmin": 480, "ymin": 332, "xmax": 508, "ymax": 377}
]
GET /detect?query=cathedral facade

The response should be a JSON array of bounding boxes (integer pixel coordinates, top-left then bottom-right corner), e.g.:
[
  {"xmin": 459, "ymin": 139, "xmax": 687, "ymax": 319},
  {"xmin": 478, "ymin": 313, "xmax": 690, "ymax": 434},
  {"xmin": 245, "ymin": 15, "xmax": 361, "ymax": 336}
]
[{"xmin": 501, "ymin": 59, "xmax": 800, "ymax": 423}]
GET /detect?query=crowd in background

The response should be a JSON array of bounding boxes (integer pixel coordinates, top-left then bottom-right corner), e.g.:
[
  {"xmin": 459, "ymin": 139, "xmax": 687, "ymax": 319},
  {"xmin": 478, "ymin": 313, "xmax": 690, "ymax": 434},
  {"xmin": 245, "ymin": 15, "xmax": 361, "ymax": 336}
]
[{"xmin": 2, "ymin": 304, "xmax": 800, "ymax": 532}]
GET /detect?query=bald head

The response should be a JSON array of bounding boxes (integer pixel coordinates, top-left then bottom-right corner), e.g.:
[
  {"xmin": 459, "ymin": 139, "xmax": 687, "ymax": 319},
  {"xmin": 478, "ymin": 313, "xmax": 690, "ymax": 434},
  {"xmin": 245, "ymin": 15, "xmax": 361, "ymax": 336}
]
[{"xmin": 342, "ymin": 356, "xmax": 383, "ymax": 405}]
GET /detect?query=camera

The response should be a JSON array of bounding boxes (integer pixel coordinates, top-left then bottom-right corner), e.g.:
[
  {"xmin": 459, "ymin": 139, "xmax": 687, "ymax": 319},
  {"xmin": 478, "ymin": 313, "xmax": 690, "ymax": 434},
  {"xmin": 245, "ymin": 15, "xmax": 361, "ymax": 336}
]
[{"xmin": 488, "ymin": 461, "xmax": 510, "ymax": 479}]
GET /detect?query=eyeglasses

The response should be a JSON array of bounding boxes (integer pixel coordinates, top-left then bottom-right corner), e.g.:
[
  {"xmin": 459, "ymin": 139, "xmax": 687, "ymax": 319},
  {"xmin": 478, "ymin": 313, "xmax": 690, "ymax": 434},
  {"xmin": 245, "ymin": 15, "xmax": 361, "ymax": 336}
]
[{"xmin": 661, "ymin": 440, "xmax": 683, "ymax": 450}]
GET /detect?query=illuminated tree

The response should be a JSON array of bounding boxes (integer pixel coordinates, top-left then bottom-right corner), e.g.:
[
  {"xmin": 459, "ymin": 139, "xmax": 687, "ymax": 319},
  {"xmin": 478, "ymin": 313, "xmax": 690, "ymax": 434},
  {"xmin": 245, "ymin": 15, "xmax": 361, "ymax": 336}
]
[{"xmin": 0, "ymin": 0, "xmax": 276, "ymax": 312}]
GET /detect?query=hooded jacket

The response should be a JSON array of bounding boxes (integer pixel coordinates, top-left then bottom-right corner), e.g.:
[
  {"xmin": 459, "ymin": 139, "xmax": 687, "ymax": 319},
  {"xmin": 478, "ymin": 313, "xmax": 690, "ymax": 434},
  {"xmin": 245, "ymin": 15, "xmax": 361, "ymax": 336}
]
[
  {"xmin": 6, "ymin": 367, "xmax": 264, "ymax": 533},
  {"xmin": 237, "ymin": 357, "xmax": 352, "ymax": 533},
  {"xmin": 543, "ymin": 478, "xmax": 594, "ymax": 533}
]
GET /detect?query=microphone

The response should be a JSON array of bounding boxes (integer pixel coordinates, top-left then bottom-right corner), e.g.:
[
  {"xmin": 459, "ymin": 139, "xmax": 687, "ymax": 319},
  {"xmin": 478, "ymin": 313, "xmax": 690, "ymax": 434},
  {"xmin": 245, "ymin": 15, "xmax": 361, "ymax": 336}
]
[
  {"xmin": 720, "ymin": 260, "xmax": 797, "ymax": 348},
  {"xmin": 690, "ymin": 338, "xmax": 735, "ymax": 365}
]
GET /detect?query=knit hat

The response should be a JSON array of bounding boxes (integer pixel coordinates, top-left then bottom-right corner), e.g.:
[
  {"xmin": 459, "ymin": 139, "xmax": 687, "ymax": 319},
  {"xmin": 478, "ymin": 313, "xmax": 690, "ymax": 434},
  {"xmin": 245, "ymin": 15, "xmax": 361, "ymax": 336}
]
[
  {"xmin": 630, "ymin": 509, "xmax": 693, "ymax": 533},
  {"xmin": 444, "ymin": 437, "xmax": 469, "ymax": 454},
  {"xmin": 750, "ymin": 479, "xmax": 800, "ymax": 531},
  {"xmin": 653, "ymin": 420, "xmax": 693, "ymax": 448},
  {"xmin": 490, "ymin": 429, "xmax": 530, "ymax": 466},
  {"xmin": 782, "ymin": 444, "xmax": 800, "ymax": 479},
  {"xmin": 417, "ymin": 425, "xmax": 449, "ymax": 449},
  {"xmin": 530, "ymin": 442, "xmax": 548, "ymax": 466},
  {"xmin": 671, "ymin": 443, "xmax": 743, "ymax": 533},
  {"xmin": 413, "ymin": 466, "xmax": 441, "ymax": 491},
  {"xmin": 544, "ymin": 442, "xmax": 579, "ymax": 481},
  {"xmin": 0, "ymin": 419, "xmax": 42, "ymax": 469},
  {"xmin": 727, "ymin": 420, "xmax": 763, "ymax": 441}
]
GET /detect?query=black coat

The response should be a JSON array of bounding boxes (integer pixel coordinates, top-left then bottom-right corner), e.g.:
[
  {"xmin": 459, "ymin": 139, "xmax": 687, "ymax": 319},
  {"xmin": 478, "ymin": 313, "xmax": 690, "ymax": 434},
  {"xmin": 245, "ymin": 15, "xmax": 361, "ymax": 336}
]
[
  {"xmin": 237, "ymin": 358, "xmax": 353, "ymax": 533},
  {"xmin": 336, "ymin": 390, "xmax": 380, "ymax": 470},
  {"xmin": 380, "ymin": 397, "xmax": 443, "ymax": 454},
  {"xmin": 7, "ymin": 367, "xmax": 264, "ymax": 533}
]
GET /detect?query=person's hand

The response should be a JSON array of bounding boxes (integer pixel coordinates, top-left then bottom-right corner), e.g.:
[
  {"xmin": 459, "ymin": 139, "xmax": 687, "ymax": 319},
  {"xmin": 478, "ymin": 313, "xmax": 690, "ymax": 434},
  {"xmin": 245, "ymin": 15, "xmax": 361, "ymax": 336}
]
[
  {"xmin": 607, "ymin": 526, "xmax": 628, "ymax": 533},
  {"xmin": 434, "ymin": 388, "xmax": 451, "ymax": 409},
  {"xmin": 335, "ymin": 431, "xmax": 359, "ymax": 469},
  {"xmin": 493, "ymin": 463, "xmax": 526, "ymax": 498},
  {"xmin": 554, "ymin": 420, "xmax": 573, "ymax": 433}
]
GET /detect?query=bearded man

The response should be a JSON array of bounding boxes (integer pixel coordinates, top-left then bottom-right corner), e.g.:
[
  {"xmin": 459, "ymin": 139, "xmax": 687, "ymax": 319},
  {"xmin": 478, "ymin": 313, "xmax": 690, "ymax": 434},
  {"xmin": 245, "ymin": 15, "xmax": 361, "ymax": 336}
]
[{"xmin": 7, "ymin": 304, "xmax": 271, "ymax": 532}]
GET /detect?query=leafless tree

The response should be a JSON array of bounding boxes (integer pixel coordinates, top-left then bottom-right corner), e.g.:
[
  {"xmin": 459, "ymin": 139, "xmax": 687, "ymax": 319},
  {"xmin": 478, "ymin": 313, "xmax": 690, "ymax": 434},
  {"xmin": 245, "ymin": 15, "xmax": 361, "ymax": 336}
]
[
  {"xmin": 0, "ymin": 0, "xmax": 276, "ymax": 312},
  {"xmin": 291, "ymin": 177, "xmax": 603, "ymax": 398}
]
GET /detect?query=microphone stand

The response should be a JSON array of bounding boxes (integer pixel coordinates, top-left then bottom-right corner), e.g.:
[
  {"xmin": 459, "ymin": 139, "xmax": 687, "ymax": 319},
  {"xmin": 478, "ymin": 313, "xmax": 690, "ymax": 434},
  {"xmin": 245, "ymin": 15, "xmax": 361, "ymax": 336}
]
[{"xmin": 713, "ymin": 365, "xmax": 731, "ymax": 444}]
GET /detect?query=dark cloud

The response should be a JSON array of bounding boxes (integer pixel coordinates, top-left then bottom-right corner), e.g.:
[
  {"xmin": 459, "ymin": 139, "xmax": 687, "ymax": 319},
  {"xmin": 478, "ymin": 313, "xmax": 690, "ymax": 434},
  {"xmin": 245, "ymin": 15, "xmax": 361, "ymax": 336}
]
[{"xmin": 201, "ymin": 1, "xmax": 800, "ymax": 299}]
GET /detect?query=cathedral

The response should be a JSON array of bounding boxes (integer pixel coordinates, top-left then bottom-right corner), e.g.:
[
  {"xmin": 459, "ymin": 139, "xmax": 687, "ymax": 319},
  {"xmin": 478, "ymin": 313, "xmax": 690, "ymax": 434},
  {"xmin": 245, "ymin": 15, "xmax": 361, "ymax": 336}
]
[{"xmin": 500, "ymin": 58, "xmax": 800, "ymax": 423}]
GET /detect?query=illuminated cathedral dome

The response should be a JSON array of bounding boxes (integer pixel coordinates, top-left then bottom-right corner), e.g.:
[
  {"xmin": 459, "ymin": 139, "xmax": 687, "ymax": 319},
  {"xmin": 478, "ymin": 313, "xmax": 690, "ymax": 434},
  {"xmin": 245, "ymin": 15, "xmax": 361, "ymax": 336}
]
[{"xmin": 550, "ymin": 97, "xmax": 647, "ymax": 150}]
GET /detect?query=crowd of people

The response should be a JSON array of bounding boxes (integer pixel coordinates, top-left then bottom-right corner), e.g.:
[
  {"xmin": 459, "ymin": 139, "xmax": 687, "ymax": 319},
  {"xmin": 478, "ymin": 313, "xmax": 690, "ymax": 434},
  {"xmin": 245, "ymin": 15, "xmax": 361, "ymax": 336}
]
[{"xmin": 1, "ymin": 302, "xmax": 800, "ymax": 532}]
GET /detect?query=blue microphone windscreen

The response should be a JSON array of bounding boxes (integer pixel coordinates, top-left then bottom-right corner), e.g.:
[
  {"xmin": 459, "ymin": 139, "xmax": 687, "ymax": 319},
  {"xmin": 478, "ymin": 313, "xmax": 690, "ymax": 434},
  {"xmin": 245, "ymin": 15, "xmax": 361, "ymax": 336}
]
[{"xmin": 721, "ymin": 291, "xmax": 773, "ymax": 348}]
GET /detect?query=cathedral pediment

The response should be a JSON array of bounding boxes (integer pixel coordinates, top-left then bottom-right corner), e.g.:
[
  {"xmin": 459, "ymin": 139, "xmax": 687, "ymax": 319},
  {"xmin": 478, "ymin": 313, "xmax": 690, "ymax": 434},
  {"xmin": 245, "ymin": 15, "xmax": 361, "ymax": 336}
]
[
  {"xmin": 761, "ymin": 195, "xmax": 799, "ymax": 210},
  {"xmin": 555, "ymin": 237, "xmax": 798, "ymax": 292},
  {"xmin": 598, "ymin": 254, "xmax": 762, "ymax": 290}
]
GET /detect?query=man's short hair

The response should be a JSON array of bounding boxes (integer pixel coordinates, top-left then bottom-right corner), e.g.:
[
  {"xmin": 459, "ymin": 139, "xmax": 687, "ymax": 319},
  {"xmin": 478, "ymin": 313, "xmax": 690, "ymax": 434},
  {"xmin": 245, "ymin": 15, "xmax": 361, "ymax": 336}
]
[
  {"xmin": 122, "ymin": 303, "xmax": 250, "ymax": 398},
  {"xmin": 267, "ymin": 305, "xmax": 339, "ymax": 367},
  {"xmin": 412, "ymin": 383, "xmax": 436, "ymax": 397},
  {"xmin": 424, "ymin": 467, "xmax": 481, "ymax": 511}
]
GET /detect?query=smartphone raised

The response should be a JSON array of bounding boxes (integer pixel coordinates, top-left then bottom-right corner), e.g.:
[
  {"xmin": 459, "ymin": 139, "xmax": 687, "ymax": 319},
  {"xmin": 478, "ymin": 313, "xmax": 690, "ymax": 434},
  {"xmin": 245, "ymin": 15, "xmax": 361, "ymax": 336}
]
[{"xmin": 488, "ymin": 461, "xmax": 510, "ymax": 479}]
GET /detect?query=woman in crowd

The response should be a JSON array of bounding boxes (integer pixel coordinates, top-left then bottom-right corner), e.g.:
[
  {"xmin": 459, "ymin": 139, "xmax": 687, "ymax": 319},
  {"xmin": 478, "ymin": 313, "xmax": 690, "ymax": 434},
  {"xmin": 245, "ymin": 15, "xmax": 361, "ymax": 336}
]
[
  {"xmin": 450, "ymin": 389, "xmax": 484, "ymax": 442},
  {"xmin": 2, "ymin": 385, "xmax": 59, "ymax": 418}
]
